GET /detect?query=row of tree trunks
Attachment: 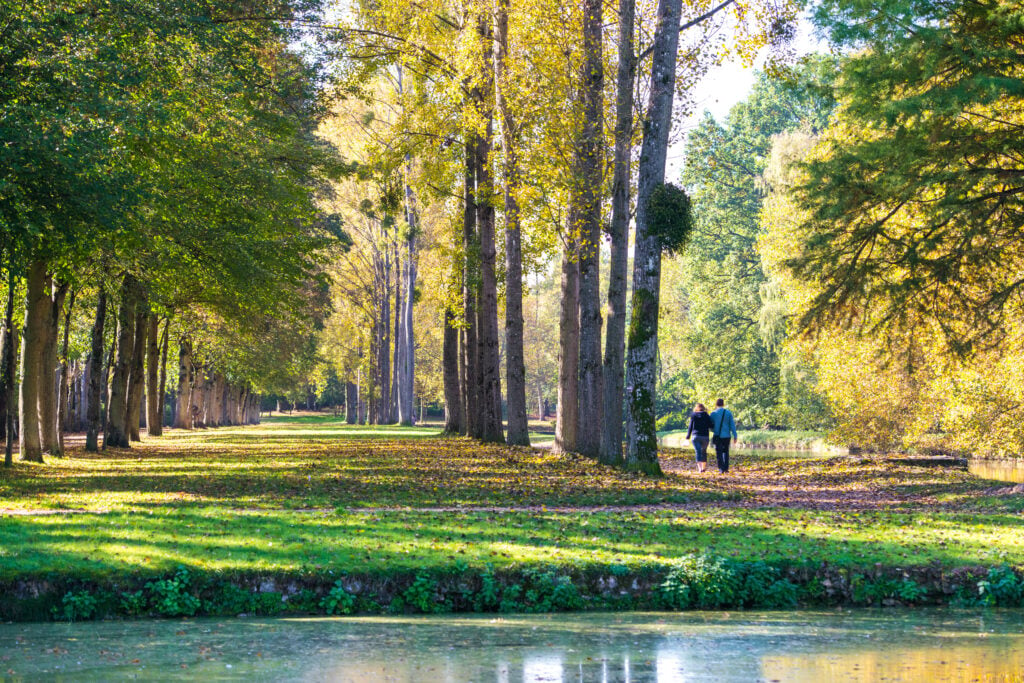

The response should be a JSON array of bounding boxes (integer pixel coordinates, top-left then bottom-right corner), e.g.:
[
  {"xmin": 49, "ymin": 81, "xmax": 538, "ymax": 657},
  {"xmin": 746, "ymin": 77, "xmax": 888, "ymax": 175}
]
[{"xmin": 172, "ymin": 340, "xmax": 260, "ymax": 430}]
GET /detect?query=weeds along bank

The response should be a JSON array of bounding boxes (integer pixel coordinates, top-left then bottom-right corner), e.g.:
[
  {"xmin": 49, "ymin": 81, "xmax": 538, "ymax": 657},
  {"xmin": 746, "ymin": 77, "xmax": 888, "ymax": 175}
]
[{"xmin": 8, "ymin": 558, "xmax": 1024, "ymax": 623}]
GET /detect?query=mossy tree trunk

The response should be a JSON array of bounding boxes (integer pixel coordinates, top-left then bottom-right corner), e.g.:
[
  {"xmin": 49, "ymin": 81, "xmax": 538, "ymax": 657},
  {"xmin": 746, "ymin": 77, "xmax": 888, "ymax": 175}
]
[{"xmin": 624, "ymin": 0, "xmax": 683, "ymax": 475}]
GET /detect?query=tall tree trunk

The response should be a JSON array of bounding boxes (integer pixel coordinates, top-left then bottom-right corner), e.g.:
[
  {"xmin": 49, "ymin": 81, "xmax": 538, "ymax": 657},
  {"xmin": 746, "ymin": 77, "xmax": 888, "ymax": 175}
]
[
  {"xmin": 624, "ymin": 0, "xmax": 682, "ymax": 475},
  {"xmin": 126, "ymin": 294, "xmax": 148, "ymax": 441},
  {"xmin": 345, "ymin": 381, "xmax": 358, "ymax": 424},
  {"xmin": 475, "ymin": 143, "xmax": 504, "ymax": 444},
  {"xmin": 19, "ymin": 259, "xmax": 48, "ymax": 462},
  {"xmin": 145, "ymin": 314, "xmax": 161, "ymax": 435},
  {"xmin": 495, "ymin": 0, "xmax": 529, "ymax": 446},
  {"xmin": 475, "ymin": 21, "xmax": 504, "ymax": 444},
  {"xmin": 196, "ymin": 371, "xmax": 206, "ymax": 425},
  {"xmin": 442, "ymin": 307, "xmax": 463, "ymax": 433},
  {"xmin": 462, "ymin": 139, "xmax": 480, "ymax": 438},
  {"xmin": 85, "ymin": 285, "xmax": 107, "ymax": 452},
  {"xmin": 77, "ymin": 359, "xmax": 89, "ymax": 431},
  {"xmin": 174, "ymin": 337, "xmax": 193, "ymax": 429},
  {"xmin": 3, "ymin": 259, "xmax": 18, "ymax": 466},
  {"xmin": 398, "ymin": 164, "xmax": 418, "ymax": 427},
  {"xmin": 357, "ymin": 368, "xmax": 367, "ymax": 424},
  {"xmin": 105, "ymin": 274, "xmax": 136, "ymax": 448},
  {"xmin": 554, "ymin": 233, "xmax": 580, "ymax": 453},
  {"xmin": 158, "ymin": 317, "xmax": 169, "ymax": 428},
  {"xmin": 101, "ymin": 338, "xmax": 115, "ymax": 434},
  {"xmin": 377, "ymin": 247, "xmax": 392, "ymax": 425},
  {"xmin": 56, "ymin": 288, "xmax": 76, "ymax": 454},
  {"xmin": 601, "ymin": 0, "xmax": 636, "ymax": 466},
  {"xmin": 39, "ymin": 275, "xmax": 65, "ymax": 455},
  {"xmin": 575, "ymin": 0, "xmax": 606, "ymax": 459}
]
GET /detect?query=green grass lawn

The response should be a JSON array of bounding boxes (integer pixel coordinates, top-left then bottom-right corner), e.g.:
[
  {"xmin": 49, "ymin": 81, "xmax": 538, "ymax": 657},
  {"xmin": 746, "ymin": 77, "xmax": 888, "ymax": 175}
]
[{"xmin": 1, "ymin": 415, "xmax": 1022, "ymax": 584}]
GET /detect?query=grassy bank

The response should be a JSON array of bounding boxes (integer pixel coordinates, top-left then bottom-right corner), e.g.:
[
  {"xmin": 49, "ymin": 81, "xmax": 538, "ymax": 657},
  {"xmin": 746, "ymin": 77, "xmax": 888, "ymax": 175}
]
[{"xmin": 2, "ymin": 416, "xmax": 1022, "ymax": 621}]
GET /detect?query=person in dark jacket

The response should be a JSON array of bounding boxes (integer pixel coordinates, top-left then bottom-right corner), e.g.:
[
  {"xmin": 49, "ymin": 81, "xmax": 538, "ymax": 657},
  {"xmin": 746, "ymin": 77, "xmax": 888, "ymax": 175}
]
[{"xmin": 686, "ymin": 403, "xmax": 713, "ymax": 472}]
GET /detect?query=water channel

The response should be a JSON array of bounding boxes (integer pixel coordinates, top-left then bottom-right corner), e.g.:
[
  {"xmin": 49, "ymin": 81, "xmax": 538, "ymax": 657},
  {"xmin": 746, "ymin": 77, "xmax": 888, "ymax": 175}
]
[{"xmin": 2, "ymin": 609, "xmax": 1023, "ymax": 681}]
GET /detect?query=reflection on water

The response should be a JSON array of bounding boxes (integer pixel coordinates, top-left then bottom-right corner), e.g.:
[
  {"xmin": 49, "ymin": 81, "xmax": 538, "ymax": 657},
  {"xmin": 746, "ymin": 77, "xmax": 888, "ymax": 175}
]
[
  {"xmin": 969, "ymin": 459, "xmax": 1024, "ymax": 484},
  {"xmin": 1, "ymin": 610, "xmax": 1023, "ymax": 682}
]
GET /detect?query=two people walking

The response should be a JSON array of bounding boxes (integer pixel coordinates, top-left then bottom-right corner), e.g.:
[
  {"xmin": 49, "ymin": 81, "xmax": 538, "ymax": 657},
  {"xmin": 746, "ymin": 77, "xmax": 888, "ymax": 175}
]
[{"xmin": 685, "ymin": 398, "xmax": 737, "ymax": 473}]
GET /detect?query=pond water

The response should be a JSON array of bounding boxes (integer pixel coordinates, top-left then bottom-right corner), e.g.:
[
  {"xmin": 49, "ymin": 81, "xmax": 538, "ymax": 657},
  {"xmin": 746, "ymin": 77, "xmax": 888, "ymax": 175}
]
[
  {"xmin": 2, "ymin": 609, "xmax": 1023, "ymax": 682},
  {"xmin": 969, "ymin": 459, "xmax": 1024, "ymax": 484}
]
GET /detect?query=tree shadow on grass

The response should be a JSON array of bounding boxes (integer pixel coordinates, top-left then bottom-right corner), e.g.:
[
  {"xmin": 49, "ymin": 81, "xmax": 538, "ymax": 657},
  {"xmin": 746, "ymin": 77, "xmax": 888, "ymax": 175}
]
[{"xmin": 4, "ymin": 507, "xmax": 1023, "ymax": 581}]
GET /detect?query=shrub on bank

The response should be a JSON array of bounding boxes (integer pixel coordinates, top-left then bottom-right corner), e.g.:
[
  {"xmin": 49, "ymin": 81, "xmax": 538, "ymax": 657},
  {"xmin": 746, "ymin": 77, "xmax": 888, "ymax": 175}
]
[{"xmin": 16, "ymin": 556, "xmax": 1023, "ymax": 624}]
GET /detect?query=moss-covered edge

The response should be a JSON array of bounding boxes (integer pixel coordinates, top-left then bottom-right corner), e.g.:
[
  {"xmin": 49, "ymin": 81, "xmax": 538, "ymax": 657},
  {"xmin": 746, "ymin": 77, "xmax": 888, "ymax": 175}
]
[{"xmin": 4, "ymin": 557, "xmax": 1022, "ymax": 624}]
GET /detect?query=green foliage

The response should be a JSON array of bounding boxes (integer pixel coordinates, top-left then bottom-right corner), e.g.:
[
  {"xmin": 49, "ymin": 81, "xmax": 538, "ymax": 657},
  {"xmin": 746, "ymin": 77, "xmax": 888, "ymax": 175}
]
[
  {"xmin": 792, "ymin": 0, "xmax": 1024, "ymax": 352},
  {"xmin": 647, "ymin": 184, "xmax": 695, "ymax": 255},
  {"xmin": 51, "ymin": 591, "xmax": 98, "ymax": 623},
  {"xmin": 519, "ymin": 569, "xmax": 583, "ymax": 612},
  {"xmin": 851, "ymin": 575, "xmax": 929, "ymax": 606},
  {"xmin": 661, "ymin": 554, "xmax": 741, "ymax": 609},
  {"xmin": 955, "ymin": 567, "xmax": 1024, "ymax": 607},
  {"xmin": 740, "ymin": 562, "xmax": 799, "ymax": 609},
  {"xmin": 119, "ymin": 590, "xmax": 147, "ymax": 617},
  {"xmin": 402, "ymin": 572, "xmax": 446, "ymax": 613},
  {"xmin": 320, "ymin": 580, "xmax": 357, "ymax": 615},
  {"xmin": 253, "ymin": 591, "xmax": 285, "ymax": 616},
  {"xmin": 663, "ymin": 60, "xmax": 837, "ymax": 429},
  {"xmin": 655, "ymin": 410, "xmax": 690, "ymax": 432},
  {"xmin": 204, "ymin": 583, "xmax": 254, "ymax": 616},
  {"xmin": 289, "ymin": 589, "xmax": 323, "ymax": 614},
  {"xmin": 146, "ymin": 568, "xmax": 201, "ymax": 617},
  {"xmin": 473, "ymin": 567, "xmax": 502, "ymax": 612}
]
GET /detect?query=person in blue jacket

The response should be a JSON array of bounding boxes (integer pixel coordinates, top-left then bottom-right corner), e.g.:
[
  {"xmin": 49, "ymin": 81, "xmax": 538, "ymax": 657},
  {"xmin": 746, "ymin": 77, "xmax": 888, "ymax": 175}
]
[{"xmin": 709, "ymin": 398, "xmax": 737, "ymax": 473}]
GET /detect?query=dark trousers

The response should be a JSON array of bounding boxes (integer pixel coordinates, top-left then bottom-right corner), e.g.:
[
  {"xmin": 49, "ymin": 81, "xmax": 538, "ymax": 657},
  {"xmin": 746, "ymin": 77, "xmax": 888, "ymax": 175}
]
[{"xmin": 714, "ymin": 437, "xmax": 730, "ymax": 472}]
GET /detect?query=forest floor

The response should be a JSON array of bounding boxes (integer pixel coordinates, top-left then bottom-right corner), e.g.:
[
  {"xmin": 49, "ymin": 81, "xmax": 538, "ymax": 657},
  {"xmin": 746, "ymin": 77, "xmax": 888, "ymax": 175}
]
[{"xmin": 1, "ymin": 414, "xmax": 1022, "ymax": 582}]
